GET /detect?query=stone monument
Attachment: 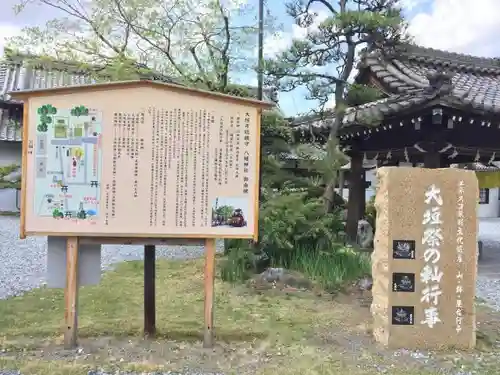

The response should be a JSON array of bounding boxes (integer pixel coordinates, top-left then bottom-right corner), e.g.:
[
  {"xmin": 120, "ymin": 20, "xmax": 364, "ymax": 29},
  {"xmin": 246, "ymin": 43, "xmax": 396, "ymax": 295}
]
[{"xmin": 371, "ymin": 167, "xmax": 478, "ymax": 349}]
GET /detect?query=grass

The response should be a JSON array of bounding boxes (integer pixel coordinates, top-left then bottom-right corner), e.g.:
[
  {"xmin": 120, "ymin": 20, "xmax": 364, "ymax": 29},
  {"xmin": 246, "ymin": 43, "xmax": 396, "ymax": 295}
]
[
  {"xmin": 0, "ymin": 211, "xmax": 20, "ymax": 216},
  {"xmin": 278, "ymin": 246, "xmax": 371, "ymax": 292},
  {"xmin": 0, "ymin": 258, "xmax": 499, "ymax": 375},
  {"xmin": 221, "ymin": 242, "xmax": 371, "ymax": 292}
]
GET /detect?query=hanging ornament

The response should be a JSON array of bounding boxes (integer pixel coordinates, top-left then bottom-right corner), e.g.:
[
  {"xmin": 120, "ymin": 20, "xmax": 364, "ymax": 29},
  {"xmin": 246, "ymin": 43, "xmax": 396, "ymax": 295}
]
[
  {"xmin": 414, "ymin": 143, "xmax": 426, "ymax": 153},
  {"xmin": 448, "ymin": 148, "xmax": 458, "ymax": 159},
  {"xmin": 489, "ymin": 152, "xmax": 496, "ymax": 164},
  {"xmin": 386, "ymin": 151, "xmax": 392, "ymax": 160},
  {"xmin": 474, "ymin": 150, "xmax": 480, "ymax": 162},
  {"xmin": 404, "ymin": 147, "xmax": 410, "ymax": 163},
  {"xmin": 438, "ymin": 143, "xmax": 452, "ymax": 153}
]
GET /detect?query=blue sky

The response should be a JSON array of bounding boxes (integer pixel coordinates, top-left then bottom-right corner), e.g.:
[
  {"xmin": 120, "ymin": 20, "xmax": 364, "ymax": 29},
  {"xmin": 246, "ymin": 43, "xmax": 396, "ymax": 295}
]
[
  {"xmin": 254, "ymin": 0, "xmax": 434, "ymax": 116},
  {"xmin": 2, "ymin": 0, "xmax": 500, "ymax": 117}
]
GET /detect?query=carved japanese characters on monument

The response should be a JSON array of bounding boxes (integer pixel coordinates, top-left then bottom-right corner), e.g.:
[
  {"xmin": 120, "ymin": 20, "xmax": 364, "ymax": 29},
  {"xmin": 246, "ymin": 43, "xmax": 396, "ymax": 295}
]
[
  {"xmin": 18, "ymin": 82, "xmax": 272, "ymax": 239},
  {"xmin": 371, "ymin": 167, "xmax": 478, "ymax": 350},
  {"xmin": 420, "ymin": 184, "xmax": 444, "ymax": 329}
]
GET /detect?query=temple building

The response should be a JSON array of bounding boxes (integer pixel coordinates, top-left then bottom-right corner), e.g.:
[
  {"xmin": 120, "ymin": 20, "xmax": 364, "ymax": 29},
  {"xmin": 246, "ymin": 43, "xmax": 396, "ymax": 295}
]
[{"xmin": 291, "ymin": 45, "xmax": 500, "ymax": 240}]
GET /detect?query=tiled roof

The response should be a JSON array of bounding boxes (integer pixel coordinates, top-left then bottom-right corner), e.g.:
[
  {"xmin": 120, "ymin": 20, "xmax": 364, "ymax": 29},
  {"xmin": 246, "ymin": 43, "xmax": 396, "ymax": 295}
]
[
  {"xmin": 362, "ymin": 44, "xmax": 500, "ymax": 112},
  {"xmin": 292, "ymin": 44, "xmax": 500, "ymax": 132},
  {"xmin": 0, "ymin": 55, "xmax": 277, "ymax": 141}
]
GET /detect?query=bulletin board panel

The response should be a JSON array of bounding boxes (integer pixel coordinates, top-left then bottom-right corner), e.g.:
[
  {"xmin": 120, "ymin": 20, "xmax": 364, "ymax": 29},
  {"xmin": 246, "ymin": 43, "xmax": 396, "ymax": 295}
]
[{"xmin": 20, "ymin": 85, "xmax": 263, "ymax": 239}]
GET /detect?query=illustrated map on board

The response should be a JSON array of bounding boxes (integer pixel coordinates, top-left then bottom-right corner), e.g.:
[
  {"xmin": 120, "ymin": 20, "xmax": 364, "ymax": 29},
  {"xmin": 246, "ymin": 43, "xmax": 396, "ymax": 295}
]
[{"xmin": 34, "ymin": 104, "xmax": 102, "ymax": 220}]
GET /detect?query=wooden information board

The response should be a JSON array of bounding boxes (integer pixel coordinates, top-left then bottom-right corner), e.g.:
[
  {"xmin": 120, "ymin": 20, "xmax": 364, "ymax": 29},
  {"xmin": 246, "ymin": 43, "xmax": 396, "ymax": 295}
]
[{"xmin": 13, "ymin": 81, "xmax": 273, "ymax": 239}]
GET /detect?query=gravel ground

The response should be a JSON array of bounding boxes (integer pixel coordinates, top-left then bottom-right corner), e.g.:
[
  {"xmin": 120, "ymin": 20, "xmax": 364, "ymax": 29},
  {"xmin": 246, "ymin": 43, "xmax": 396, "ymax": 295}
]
[
  {"xmin": 2, "ymin": 215, "xmax": 500, "ymax": 306},
  {"xmin": 476, "ymin": 218, "xmax": 500, "ymax": 311},
  {"xmin": 0, "ymin": 216, "xmax": 224, "ymax": 300}
]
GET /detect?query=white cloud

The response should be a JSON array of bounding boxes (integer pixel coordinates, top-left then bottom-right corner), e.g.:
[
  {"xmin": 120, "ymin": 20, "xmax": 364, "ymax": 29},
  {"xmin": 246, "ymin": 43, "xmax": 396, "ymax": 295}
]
[
  {"xmin": 267, "ymin": 0, "xmax": 500, "ymax": 62},
  {"xmin": 408, "ymin": 0, "xmax": 500, "ymax": 56},
  {"xmin": 264, "ymin": 10, "xmax": 329, "ymax": 57},
  {"xmin": 0, "ymin": 23, "xmax": 21, "ymax": 55}
]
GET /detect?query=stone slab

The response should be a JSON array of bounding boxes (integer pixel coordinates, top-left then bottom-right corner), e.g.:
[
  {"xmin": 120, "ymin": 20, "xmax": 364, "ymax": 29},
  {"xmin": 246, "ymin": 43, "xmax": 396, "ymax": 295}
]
[{"xmin": 371, "ymin": 167, "xmax": 477, "ymax": 349}]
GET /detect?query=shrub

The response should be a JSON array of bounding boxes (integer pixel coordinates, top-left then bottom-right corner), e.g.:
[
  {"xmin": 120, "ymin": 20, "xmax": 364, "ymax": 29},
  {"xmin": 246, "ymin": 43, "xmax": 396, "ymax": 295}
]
[
  {"xmin": 258, "ymin": 190, "xmax": 344, "ymax": 264},
  {"xmin": 220, "ymin": 189, "xmax": 368, "ymax": 289},
  {"xmin": 365, "ymin": 195, "xmax": 376, "ymax": 232}
]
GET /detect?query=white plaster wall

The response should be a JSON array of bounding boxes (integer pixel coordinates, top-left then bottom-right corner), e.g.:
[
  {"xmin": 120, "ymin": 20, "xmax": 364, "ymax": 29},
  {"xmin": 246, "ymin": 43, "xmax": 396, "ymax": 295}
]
[
  {"xmin": 478, "ymin": 188, "xmax": 499, "ymax": 218},
  {"xmin": 342, "ymin": 164, "xmax": 500, "ymax": 219}
]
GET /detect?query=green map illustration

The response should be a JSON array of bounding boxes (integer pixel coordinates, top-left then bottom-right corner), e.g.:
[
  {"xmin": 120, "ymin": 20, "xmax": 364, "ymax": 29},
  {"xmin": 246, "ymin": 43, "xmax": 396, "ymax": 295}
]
[{"xmin": 34, "ymin": 104, "xmax": 103, "ymax": 220}]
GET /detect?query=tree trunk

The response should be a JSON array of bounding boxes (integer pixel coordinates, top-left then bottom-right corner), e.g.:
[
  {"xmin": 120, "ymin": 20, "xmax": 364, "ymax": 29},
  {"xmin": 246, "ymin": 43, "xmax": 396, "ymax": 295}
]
[{"xmin": 322, "ymin": 170, "xmax": 339, "ymax": 214}]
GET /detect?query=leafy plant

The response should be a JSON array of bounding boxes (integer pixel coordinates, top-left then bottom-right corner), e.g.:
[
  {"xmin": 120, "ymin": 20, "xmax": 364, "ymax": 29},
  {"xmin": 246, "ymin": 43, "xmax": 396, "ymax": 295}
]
[
  {"xmin": 258, "ymin": 191, "xmax": 345, "ymax": 264},
  {"xmin": 220, "ymin": 247, "xmax": 267, "ymax": 283},
  {"xmin": 365, "ymin": 195, "xmax": 376, "ymax": 233}
]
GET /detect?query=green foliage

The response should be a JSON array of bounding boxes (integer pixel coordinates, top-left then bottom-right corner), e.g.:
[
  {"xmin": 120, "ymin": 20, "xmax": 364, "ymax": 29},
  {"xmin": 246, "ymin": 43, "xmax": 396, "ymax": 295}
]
[
  {"xmin": 259, "ymin": 111, "xmax": 315, "ymax": 190},
  {"xmin": 264, "ymin": 0, "xmax": 408, "ymax": 122},
  {"xmin": 345, "ymin": 84, "xmax": 383, "ymax": 106},
  {"xmin": 258, "ymin": 190, "xmax": 344, "ymax": 263},
  {"xmin": 0, "ymin": 164, "xmax": 19, "ymax": 177},
  {"xmin": 0, "ymin": 164, "xmax": 21, "ymax": 189},
  {"xmin": 220, "ymin": 247, "xmax": 266, "ymax": 283},
  {"xmin": 7, "ymin": 0, "xmax": 280, "ymax": 93},
  {"xmin": 365, "ymin": 195, "xmax": 376, "ymax": 232},
  {"xmin": 283, "ymin": 244, "xmax": 371, "ymax": 292}
]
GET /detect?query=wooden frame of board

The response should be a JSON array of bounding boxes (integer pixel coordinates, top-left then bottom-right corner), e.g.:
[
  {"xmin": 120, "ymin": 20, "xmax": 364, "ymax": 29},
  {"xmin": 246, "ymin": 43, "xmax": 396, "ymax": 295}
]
[{"xmin": 13, "ymin": 80, "xmax": 273, "ymax": 241}]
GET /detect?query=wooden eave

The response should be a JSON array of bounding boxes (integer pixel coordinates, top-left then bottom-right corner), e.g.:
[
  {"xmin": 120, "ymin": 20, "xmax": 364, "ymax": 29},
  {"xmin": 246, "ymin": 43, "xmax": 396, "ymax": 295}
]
[{"xmin": 8, "ymin": 80, "xmax": 275, "ymax": 110}]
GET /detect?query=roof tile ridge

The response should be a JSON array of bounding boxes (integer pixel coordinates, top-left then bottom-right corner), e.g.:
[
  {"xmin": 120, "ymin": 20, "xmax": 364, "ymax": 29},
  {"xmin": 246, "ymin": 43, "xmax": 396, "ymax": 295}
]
[
  {"xmin": 365, "ymin": 51, "xmax": 428, "ymax": 91},
  {"xmin": 405, "ymin": 44, "xmax": 500, "ymax": 63},
  {"xmin": 401, "ymin": 46, "xmax": 500, "ymax": 73},
  {"xmin": 391, "ymin": 59, "xmax": 428, "ymax": 86}
]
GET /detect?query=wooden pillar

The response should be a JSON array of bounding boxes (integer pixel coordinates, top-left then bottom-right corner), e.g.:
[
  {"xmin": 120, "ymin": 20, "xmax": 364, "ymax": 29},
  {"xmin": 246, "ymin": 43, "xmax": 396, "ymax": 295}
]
[
  {"xmin": 423, "ymin": 151, "xmax": 441, "ymax": 169},
  {"xmin": 360, "ymin": 170, "xmax": 366, "ymax": 220},
  {"xmin": 440, "ymin": 156, "xmax": 451, "ymax": 168},
  {"xmin": 64, "ymin": 237, "xmax": 79, "ymax": 349},
  {"xmin": 144, "ymin": 245, "xmax": 156, "ymax": 337},
  {"xmin": 204, "ymin": 238, "xmax": 216, "ymax": 348},
  {"xmin": 346, "ymin": 153, "xmax": 364, "ymax": 243}
]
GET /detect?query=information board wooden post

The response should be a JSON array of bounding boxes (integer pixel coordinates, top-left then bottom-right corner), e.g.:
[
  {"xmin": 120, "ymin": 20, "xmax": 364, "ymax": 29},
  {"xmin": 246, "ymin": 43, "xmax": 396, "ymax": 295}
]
[
  {"xmin": 144, "ymin": 244, "xmax": 156, "ymax": 337},
  {"xmin": 203, "ymin": 238, "xmax": 216, "ymax": 348},
  {"xmin": 11, "ymin": 81, "xmax": 273, "ymax": 348},
  {"xmin": 64, "ymin": 236, "xmax": 79, "ymax": 349}
]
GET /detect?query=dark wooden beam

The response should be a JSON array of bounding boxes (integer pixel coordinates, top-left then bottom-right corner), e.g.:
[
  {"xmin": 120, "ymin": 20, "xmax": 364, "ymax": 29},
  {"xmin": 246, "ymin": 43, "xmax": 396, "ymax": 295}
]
[
  {"xmin": 346, "ymin": 153, "xmax": 364, "ymax": 242},
  {"xmin": 423, "ymin": 151, "xmax": 441, "ymax": 168},
  {"xmin": 144, "ymin": 245, "xmax": 156, "ymax": 337}
]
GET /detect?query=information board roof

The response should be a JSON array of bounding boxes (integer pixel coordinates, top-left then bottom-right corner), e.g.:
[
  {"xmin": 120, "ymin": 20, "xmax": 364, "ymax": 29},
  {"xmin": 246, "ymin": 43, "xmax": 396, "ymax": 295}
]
[{"xmin": 9, "ymin": 79, "xmax": 275, "ymax": 109}]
